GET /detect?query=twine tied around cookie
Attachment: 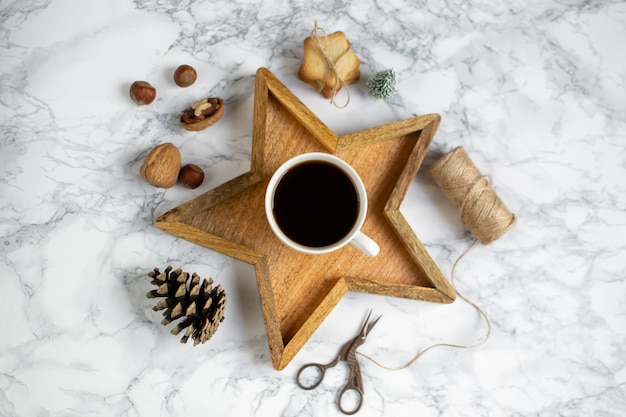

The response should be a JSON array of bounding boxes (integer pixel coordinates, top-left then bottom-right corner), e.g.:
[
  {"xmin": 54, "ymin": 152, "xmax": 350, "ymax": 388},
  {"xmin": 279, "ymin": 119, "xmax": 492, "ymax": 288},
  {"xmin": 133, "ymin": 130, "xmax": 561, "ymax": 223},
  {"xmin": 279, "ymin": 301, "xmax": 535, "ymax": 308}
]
[
  {"xmin": 310, "ymin": 21, "xmax": 352, "ymax": 109},
  {"xmin": 429, "ymin": 146, "xmax": 516, "ymax": 244}
]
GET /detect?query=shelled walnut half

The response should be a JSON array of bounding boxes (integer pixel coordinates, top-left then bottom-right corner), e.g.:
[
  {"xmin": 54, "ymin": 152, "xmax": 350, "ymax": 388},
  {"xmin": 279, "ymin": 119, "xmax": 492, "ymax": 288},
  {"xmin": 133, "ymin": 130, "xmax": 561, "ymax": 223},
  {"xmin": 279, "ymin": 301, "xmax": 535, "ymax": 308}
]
[{"xmin": 179, "ymin": 97, "xmax": 224, "ymax": 131}]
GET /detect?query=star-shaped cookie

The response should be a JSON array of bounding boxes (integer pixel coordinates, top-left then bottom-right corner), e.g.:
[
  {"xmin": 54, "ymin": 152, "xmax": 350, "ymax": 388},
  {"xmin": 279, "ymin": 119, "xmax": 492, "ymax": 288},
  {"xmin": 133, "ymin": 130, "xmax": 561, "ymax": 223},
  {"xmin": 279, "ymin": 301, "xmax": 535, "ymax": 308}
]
[
  {"xmin": 156, "ymin": 68, "xmax": 455, "ymax": 370},
  {"xmin": 298, "ymin": 30, "xmax": 360, "ymax": 99}
]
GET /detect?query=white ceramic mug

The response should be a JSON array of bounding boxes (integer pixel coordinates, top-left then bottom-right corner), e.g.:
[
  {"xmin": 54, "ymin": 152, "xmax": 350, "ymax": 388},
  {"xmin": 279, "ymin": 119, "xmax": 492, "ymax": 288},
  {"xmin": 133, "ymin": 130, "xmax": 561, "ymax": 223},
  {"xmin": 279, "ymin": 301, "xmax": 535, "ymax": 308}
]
[{"xmin": 265, "ymin": 152, "xmax": 380, "ymax": 257}]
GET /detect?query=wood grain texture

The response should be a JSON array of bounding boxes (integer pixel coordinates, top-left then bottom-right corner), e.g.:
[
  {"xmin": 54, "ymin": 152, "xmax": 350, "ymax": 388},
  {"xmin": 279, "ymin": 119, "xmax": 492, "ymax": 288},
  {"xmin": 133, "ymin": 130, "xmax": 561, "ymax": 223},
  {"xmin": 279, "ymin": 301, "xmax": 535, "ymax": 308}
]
[{"xmin": 156, "ymin": 68, "xmax": 455, "ymax": 370}]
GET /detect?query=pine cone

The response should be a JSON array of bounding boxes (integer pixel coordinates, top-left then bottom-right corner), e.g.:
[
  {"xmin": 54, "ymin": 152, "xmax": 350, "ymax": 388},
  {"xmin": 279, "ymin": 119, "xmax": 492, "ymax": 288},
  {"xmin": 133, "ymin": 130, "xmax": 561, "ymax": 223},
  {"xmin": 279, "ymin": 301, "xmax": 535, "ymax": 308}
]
[{"xmin": 147, "ymin": 266, "xmax": 227, "ymax": 345}]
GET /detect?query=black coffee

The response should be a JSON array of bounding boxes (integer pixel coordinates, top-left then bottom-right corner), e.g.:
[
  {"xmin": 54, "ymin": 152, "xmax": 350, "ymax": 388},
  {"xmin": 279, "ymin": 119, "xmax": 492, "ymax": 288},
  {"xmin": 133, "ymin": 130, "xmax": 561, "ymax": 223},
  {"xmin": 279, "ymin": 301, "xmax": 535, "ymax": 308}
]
[{"xmin": 272, "ymin": 161, "xmax": 359, "ymax": 248}]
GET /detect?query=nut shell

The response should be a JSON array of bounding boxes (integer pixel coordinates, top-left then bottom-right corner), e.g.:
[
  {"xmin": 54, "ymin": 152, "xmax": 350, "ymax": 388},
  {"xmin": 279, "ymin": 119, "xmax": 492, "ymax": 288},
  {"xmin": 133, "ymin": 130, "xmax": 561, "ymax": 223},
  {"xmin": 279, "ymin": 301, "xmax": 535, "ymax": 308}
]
[
  {"xmin": 174, "ymin": 65, "xmax": 197, "ymax": 87},
  {"xmin": 178, "ymin": 164, "xmax": 205, "ymax": 189},
  {"xmin": 140, "ymin": 143, "xmax": 181, "ymax": 188},
  {"xmin": 130, "ymin": 81, "xmax": 156, "ymax": 105},
  {"xmin": 179, "ymin": 97, "xmax": 224, "ymax": 131}
]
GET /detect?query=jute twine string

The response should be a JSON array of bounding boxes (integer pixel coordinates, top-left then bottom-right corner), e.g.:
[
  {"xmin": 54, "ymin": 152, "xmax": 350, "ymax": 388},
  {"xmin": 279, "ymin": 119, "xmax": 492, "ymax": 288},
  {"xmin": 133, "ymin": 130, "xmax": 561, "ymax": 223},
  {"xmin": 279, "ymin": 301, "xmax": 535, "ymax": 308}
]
[
  {"xmin": 310, "ymin": 21, "xmax": 351, "ymax": 109},
  {"xmin": 359, "ymin": 146, "xmax": 514, "ymax": 370},
  {"xmin": 358, "ymin": 239, "xmax": 490, "ymax": 370}
]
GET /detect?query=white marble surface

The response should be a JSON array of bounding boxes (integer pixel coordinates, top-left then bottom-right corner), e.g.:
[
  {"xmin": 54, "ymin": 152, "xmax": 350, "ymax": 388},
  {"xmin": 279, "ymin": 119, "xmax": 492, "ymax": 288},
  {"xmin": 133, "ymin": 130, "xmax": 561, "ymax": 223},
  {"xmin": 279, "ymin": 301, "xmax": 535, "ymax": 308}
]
[{"xmin": 1, "ymin": 0, "xmax": 625, "ymax": 416}]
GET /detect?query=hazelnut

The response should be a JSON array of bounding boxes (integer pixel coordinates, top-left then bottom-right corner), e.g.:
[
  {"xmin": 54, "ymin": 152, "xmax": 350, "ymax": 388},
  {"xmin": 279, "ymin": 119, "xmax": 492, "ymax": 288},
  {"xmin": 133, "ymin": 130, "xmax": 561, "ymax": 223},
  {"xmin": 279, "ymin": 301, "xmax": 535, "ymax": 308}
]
[
  {"xmin": 174, "ymin": 65, "xmax": 197, "ymax": 87},
  {"xmin": 129, "ymin": 81, "xmax": 156, "ymax": 105},
  {"xmin": 139, "ymin": 143, "xmax": 181, "ymax": 188},
  {"xmin": 178, "ymin": 164, "xmax": 205, "ymax": 189}
]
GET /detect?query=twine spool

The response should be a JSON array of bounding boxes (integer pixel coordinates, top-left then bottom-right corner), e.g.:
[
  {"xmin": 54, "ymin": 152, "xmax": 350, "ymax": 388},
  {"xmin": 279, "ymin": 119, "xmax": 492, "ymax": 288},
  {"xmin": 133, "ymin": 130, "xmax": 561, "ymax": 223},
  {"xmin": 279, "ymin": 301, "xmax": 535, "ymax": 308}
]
[{"xmin": 429, "ymin": 146, "xmax": 516, "ymax": 245}]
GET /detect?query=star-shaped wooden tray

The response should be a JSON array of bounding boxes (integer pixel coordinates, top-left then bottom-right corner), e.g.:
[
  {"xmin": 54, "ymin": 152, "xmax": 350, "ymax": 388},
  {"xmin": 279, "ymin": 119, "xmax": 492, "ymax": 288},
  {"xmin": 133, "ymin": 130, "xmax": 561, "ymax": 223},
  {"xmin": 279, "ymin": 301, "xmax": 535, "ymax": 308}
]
[{"xmin": 156, "ymin": 68, "xmax": 455, "ymax": 370}]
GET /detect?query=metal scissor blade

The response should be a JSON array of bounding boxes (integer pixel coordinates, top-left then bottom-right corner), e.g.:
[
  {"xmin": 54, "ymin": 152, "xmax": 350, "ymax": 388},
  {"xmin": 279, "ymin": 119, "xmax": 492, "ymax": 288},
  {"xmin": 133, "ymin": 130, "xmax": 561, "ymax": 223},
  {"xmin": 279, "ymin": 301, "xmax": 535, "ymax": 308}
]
[
  {"xmin": 363, "ymin": 314, "xmax": 382, "ymax": 338},
  {"xmin": 350, "ymin": 310, "xmax": 382, "ymax": 349},
  {"xmin": 357, "ymin": 310, "xmax": 373, "ymax": 336}
]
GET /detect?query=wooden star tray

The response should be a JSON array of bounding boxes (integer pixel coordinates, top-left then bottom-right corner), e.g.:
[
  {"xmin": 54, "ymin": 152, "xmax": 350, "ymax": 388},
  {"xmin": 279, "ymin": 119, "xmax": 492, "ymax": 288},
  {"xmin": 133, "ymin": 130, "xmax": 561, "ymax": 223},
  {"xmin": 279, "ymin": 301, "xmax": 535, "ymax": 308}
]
[{"xmin": 156, "ymin": 68, "xmax": 455, "ymax": 370}]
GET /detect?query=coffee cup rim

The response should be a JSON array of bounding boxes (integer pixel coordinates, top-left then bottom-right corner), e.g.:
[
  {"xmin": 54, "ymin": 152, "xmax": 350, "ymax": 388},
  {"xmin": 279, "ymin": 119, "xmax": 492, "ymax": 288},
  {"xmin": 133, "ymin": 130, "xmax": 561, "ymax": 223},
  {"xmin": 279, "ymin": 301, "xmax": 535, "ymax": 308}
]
[{"xmin": 265, "ymin": 152, "xmax": 368, "ymax": 254}]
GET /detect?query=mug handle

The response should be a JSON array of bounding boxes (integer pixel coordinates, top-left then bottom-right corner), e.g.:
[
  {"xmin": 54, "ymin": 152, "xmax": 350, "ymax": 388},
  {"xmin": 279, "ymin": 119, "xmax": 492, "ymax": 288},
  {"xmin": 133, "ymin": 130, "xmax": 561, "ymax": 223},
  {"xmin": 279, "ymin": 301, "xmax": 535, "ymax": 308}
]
[{"xmin": 349, "ymin": 231, "xmax": 380, "ymax": 257}]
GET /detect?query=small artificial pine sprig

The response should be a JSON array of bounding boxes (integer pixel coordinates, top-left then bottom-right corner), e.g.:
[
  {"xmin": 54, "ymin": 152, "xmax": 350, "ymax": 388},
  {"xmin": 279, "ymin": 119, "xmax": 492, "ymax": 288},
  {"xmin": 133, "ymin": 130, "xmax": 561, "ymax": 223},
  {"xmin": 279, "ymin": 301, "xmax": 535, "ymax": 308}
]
[{"xmin": 367, "ymin": 69, "xmax": 397, "ymax": 101}]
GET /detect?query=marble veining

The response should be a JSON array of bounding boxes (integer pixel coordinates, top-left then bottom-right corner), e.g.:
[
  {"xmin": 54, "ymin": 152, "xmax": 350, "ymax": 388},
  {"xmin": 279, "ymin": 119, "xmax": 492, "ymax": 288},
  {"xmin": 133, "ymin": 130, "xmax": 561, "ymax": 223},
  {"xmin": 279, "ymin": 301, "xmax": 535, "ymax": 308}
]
[{"xmin": 1, "ymin": 0, "xmax": 625, "ymax": 416}]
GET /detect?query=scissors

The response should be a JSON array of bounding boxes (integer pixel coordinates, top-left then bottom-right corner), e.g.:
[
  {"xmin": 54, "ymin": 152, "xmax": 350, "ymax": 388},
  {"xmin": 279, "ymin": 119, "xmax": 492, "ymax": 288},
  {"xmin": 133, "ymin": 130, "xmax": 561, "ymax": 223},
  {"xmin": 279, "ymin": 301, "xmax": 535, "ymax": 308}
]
[{"xmin": 296, "ymin": 310, "xmax": 382, "ymax": 415}]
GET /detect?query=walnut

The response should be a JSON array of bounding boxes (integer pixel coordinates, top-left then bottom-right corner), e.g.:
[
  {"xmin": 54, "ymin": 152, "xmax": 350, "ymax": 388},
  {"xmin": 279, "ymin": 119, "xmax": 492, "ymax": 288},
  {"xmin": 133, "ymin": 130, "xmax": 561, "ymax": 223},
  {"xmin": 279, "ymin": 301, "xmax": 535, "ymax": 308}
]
[{"xmin": 139, "ymin": 143, "xmax": 181, "ymax": 188}]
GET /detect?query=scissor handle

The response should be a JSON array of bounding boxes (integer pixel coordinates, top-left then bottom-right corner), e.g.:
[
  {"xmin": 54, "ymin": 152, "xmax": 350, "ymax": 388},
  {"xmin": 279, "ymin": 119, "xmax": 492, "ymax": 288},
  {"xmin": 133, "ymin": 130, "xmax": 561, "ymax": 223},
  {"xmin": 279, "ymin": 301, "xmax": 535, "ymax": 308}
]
[
  {"xmin": 337, "ymin": 384, "xmax": 363, "ymax": 415},
  {"xmin": 296, "ymin": 362, "xmax": 328, "ymax": 390},
  {"xmin": 338, "ymin": 345, "xmax": 364, "ymax": 415}
]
